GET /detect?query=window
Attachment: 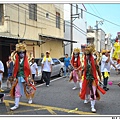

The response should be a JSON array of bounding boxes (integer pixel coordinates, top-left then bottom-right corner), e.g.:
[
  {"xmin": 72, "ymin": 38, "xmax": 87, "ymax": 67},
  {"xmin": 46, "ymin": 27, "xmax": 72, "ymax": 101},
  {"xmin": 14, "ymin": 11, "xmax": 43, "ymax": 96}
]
[
  {"xmin": 52, "ymin": 59, "xmax": 60, "ymax": 65},
  {"xmin": 56, "ymin": 12, "xmax": 60, "ymax": 29},
  {"xmin": 0, "ymin": 4, "xmax": 4, "ymax": 25},
  {"xmin": 76, "ymin": 4, "xmax": 78, "ymax": 14},
  {"xmin": 29, "ymin": 4, "xmax": 37, "ymax": 21},
  {"xmin": 46, "ymin": 13, "xmax": 49, "ymax": 19}
]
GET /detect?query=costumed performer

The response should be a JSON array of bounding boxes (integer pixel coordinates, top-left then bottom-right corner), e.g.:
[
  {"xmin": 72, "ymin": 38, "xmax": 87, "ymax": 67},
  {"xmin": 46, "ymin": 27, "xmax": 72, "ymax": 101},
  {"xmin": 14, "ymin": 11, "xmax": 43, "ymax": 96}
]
[
  {"xmin": 79, "ymin": 44, "xmax": 106, "ymax": 113},
  {"xmin": 10, "ymin": 43, "xmax": 36, "ymax": 110},
  {"xmin": 69, "ymin": 48, "xmax": 82, "ymax": 90}
]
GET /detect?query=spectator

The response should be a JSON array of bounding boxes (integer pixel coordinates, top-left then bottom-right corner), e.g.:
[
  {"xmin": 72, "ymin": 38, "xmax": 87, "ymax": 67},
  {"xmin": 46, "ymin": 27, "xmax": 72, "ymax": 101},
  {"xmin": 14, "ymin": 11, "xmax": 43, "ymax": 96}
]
[
  {"xmin": 0, "ymin": 60, "xmax": 4, "ymax": 92},
  {"xmin": 101, "ymin": 50, "xmax": 118, "ymax": 91},
  {"xmin": 30, "ymin": 58, "xmax": 38, "ymax": 81},
  {"xmin": 41, "ymin": 51, "xmax": 54, "ymax": 87},
  {"xmin": 64, "ymin": 54, "xmax": 70, "ymax": 77},
  {"xmin": 6, "ymin": 55, "xmax": 14, "ymax": 89}
]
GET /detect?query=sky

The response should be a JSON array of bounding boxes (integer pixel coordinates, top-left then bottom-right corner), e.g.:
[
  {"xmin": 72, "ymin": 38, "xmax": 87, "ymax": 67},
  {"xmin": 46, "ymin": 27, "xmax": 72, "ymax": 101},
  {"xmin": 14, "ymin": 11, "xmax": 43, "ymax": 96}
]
[{"xmin": 83, "ymin": 3, "xmax": 120, "ymax": 39}]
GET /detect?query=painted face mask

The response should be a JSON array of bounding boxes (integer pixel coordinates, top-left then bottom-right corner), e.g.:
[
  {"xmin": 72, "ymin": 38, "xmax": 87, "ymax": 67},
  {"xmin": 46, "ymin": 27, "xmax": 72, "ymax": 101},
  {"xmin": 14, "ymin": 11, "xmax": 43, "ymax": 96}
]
[
  {"xmin": 73, "ymin": 53, "xmax": 78, "ymax": 58},
  {"xmin": 19, "ymin": 52, "xmax": 25, "ymax": 58}
]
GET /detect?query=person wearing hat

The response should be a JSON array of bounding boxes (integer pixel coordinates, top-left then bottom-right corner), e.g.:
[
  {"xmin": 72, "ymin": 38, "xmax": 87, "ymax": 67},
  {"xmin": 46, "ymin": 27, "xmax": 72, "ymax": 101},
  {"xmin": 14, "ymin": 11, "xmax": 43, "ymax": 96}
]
[
  {"xmin": 10, "ymin": 43, "xmax": 36, "ymax": 110},
  {"xmin": 41, "ymin": 51, "xmax": 54, "ymax": 87},
  {"xmin": 101, "ymin": 49, "xmax": 118, "ymax": 91}
]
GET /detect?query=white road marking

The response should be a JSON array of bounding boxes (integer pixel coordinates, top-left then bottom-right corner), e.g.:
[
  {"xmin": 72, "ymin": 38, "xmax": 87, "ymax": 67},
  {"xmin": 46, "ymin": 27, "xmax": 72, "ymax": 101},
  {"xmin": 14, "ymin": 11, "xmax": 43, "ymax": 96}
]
[{"xmin": 36, "ymin": 76, "xmax": 64, "ymax": 88}]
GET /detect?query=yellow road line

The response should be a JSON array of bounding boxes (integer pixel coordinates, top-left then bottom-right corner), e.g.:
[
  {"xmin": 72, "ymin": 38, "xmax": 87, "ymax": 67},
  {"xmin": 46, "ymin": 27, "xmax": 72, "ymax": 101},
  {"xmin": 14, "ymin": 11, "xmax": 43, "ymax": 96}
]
[
  {"xmin": 47, "ymin": 107, "xmax": 57, "ymax": 115},
  {"xmin": 7, "ymin": 108, "xmax": 47, "ymax": 114},
  {"xmin": 4, "ymin": 100, "xmax": 96, "ymax": 115},
  {"xmin": 4, "ymin": 101, "xmax": 14, "ymax": 115}
]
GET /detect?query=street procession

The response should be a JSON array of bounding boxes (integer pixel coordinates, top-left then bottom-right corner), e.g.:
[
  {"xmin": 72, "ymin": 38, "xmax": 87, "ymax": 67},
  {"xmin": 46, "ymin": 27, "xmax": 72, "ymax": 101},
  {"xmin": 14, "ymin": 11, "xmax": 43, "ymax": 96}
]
[{"xmin": 0, "ymin": 3, "xmax": 120, "ymax": 116}]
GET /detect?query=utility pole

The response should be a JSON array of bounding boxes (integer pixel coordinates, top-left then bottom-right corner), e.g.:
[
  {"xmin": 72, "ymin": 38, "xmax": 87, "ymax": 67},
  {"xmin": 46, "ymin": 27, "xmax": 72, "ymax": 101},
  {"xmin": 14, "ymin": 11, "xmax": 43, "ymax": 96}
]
[
  {"xmin": 95, "ymin": 20, "xmax": 104, "ymax": 52},
  {"xmin": 96, "ymin": 21, "xmax": 98, "ymax": 51},
  {"xmin": 70, "ymin": 4, "xmax": 73, "ymax": 54}
]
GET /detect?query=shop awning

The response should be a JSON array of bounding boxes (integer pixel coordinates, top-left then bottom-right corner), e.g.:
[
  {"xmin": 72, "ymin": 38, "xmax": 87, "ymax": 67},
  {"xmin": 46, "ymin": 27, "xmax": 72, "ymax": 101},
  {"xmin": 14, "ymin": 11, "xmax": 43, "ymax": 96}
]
[{"xmin": 39, "ymin": 34, "xmax": 77, "ymax": 43}]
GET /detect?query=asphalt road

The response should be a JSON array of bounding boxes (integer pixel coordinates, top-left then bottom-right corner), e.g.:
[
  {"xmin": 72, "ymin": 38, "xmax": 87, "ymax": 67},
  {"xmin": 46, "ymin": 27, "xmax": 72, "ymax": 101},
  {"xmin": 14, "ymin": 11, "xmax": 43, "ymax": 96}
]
[{"xmin": 1, "ymin": 70, "xmax": 120, "ymax": 116}]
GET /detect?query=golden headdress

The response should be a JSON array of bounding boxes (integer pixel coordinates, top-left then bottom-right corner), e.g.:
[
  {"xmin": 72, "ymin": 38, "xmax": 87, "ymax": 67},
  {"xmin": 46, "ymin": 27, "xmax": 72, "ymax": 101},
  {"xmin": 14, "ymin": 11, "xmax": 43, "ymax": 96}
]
[
  {"xmin": 11, "ymin": 43, "xmax": 32, "ymax": 62},
  {"xmin": 84, "ymin": 44, "xmax": 95, "ymax": 54},
  {"xmin": 73, "ymin": 48, "xmax": 80, "ymax": 53},
  {"xmin": 16, "ymin": 43, "xmax": 27, "ymax": 52}
]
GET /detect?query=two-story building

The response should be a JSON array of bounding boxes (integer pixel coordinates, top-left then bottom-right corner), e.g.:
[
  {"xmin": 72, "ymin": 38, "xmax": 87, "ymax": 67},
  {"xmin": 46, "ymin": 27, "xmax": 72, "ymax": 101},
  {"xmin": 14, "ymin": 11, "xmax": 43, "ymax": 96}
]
[{"xmin": 0, "ymin": 4, "xmax": 76, "ymax": 76}]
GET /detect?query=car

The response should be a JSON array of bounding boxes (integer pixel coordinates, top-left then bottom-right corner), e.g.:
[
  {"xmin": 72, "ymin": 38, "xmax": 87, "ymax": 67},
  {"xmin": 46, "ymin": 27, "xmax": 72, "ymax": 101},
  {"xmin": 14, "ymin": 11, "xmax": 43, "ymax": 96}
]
[
  {"xmin": 34, "ymin": 58, "xmax": 64, "ymax": 82},
  {"xmin": 59, "ymin": 56, "xmax": 65, "ymax": 63}
]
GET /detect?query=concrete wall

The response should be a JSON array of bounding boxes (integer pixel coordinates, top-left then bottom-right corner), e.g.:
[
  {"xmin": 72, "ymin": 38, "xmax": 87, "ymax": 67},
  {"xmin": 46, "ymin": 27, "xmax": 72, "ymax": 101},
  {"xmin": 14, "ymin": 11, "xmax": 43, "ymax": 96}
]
[{"xmin": 0, "ymin": 4, "xmax": 64, "ymax": 58}]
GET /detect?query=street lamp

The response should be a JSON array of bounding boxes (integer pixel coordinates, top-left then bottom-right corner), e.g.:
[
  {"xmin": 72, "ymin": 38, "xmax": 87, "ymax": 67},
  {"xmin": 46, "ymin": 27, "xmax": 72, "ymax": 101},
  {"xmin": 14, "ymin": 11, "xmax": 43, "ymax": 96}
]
[{"xmin": 94, "ymin": 20, "xmax": 104, "ymax": 51}]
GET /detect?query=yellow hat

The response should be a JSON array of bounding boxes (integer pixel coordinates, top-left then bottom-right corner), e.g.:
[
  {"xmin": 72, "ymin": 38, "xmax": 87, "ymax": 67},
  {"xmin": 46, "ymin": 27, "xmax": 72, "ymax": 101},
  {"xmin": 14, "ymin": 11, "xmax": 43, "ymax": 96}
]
[
  {"xmin": 101, "ymin": 49, "xmax": 107, "ymax": 54},
  {"xmin": 107, "ymin": 50, "xmax": 111, "ymax": 53}
]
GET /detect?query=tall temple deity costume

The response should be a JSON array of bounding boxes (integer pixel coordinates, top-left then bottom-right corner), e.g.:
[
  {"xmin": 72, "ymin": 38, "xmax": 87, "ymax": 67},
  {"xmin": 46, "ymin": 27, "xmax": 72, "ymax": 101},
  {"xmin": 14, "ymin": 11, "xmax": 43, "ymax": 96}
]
[
  {"xmin": 79, "ymin": 44, "xmax": 106, "ymax": 113},
  {"xmin": 10, "ymin": 43, "xmax": 36, "ymax": 111},
  {"xmin": 69, "ymin": 48, "xmax": 82, "ymax": 90}
]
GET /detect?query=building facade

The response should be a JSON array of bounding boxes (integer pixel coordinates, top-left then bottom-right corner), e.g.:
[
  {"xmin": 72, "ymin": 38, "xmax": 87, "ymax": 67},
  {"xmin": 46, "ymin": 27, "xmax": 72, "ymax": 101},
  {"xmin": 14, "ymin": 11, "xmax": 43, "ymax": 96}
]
[
  {"xmin": 0, "ymin": 4, "xmax": 66, "ymax": 58},
  {"xmin": 105, "ymin": 33, "xmax": 112, "ymax": 50},
  {"xmin": 87, "ymin": 26, "xmax": 106, "ymax": 52},
  {"xmin": 64, "ymin": 4, "xmax": 87, "ymax": 57},
  {"xmin": 0, "ymin": 3, "xmax": 70, "ymax": 76}
]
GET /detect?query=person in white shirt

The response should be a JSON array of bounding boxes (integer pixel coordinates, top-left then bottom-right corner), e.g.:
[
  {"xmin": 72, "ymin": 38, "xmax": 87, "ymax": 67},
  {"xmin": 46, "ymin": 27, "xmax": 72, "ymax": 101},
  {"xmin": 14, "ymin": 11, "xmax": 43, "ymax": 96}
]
[
  {"xmin": 0, "ymin": 60, "xmax": 4, "ymax": 92},
  {"xmin": 41, "ymin": 51, "xmax": 54, "ymax": 87},
  {"xmin": 101, "ymin": 50, "xmax": 117, "ymax": 91},
  {"xmin": 30, "ymin": 58, "xmax": 38, "ymax": 81}
]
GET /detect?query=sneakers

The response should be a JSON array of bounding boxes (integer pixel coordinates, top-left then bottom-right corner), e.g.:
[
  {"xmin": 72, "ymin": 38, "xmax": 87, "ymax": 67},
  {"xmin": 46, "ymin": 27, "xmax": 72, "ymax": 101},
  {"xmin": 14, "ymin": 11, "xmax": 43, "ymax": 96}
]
[
  {"xmin": 103, "ymin": 87, "xmax": 109, "ymax": 91},
  {"xmin": 91, "ymin": 107, "xmax": 96, "ymax": 113},
  {"xmin": 46, "ymin": 85, "xmax": 49, "ymax": 87},
  {"xmin": 72, "ymin": 87, "xmax": 77, "ymax": 90},
  {"xmin": 84, "ymin": 99, "xmax": 89, "ymax": 104},
  {"xmin": 28, "ymin": 99, "xmax": 32, "ymax": 104},
  {"xmin": 10, "ymin": 106, "xmax": 19, "ymax": 110},
  {"xmin": 0, "ymin": 88, "xmax": 4, "ymax": 92}
]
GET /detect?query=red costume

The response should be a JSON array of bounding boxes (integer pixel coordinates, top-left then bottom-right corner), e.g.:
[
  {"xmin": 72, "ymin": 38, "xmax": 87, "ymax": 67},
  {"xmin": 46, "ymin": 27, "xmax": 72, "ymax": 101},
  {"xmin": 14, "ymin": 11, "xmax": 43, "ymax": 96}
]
[
  {"xmin": 79, "ymin": 44, "xmax": 106, "ymax": 113},
  {"xmin": 69, "ymin": 48, "xmax": 82, "ymax": 90},
  {"xmin": 10, "ymin": 43, "xmax": 36, "ymax": 111}
]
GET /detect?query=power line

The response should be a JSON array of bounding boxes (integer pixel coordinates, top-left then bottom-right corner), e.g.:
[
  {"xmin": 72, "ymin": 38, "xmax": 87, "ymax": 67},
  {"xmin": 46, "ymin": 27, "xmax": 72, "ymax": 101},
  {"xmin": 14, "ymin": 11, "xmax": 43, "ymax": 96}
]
[
  {"xmin": 8, "ymin": 4, "xmax": 88, "ymax": 37},
  {"xmin": 71, "ymin": 4, "xmax": 120, "ymax": 28},
  {"xmin": 91, "ymin": 4, "xmax": 109, "ymax": 32},
  {"xmin": 88, "ymin": 4, "xmax": 98, "ymax": 16},
  {"xmin": 0, "ymin": 4, "xmax": 94, "ymax": 40},
  {"xmin": 7, "ymin": 4, "xmax": 64, "ymax": 30},
  {"xmin": 22, "ymin": 3, "xmax": 88, "ymax": 35}
]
